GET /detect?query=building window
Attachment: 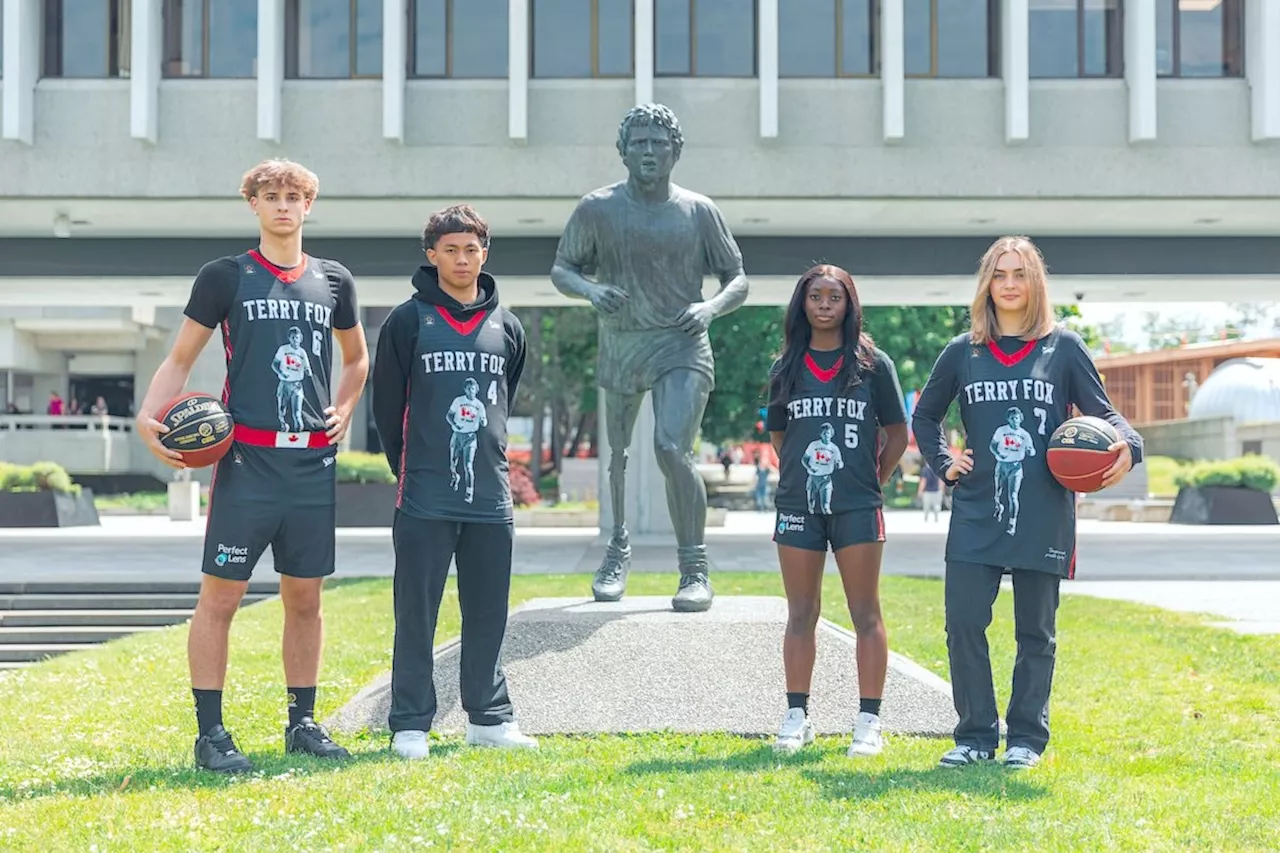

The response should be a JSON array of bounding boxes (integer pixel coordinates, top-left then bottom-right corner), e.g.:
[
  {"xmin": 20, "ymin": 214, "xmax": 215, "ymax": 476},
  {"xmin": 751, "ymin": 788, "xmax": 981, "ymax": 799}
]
[
  {"xmin": 655, "ymin": 0, "xmax": 755, "ymax": 77},
  {"xmin": 1157, "ymin": 0, "xmax": 1244, "ymax": 78},
  {"xmin": 779, "ymin": 0, "xmax": 875, "ymax": 77},
  {"xmin": 410, "ymin": 0, "xmax": 508, "ymax": 78},
  {"xmin": 532, "ymin": 0, "xmax": 633, "ymax": 78},
  {"xmin": 43, "ymin": 0, "xmax": 129, "ymax": 78},
  {"xmin": 162, "ymin": 0, "xmax": 258, "ymax": 78},
  {"xmin": 1029, "ymin": 0, "xmax": 1123, "ymax": 78},
  {"xmin": 906, "ymin": 0, "xmax": 998, "ymax": 77},
  {"xmin": 286, "ymin": 0, "xmax": 383, "ymax": 79}
]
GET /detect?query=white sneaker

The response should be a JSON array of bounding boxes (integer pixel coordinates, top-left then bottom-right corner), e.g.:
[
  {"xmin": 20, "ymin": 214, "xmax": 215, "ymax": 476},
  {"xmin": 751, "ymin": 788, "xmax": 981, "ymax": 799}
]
[
  {"xmin": 1002, "ymin": 745, "xmax": 1041, "ymax": 770},
  {"xmin": 773, "ymin": 707, "xmax": 815, "ymax": 754},
  {"xmin": 391, "ymin": 729, "xmax": 430, "ymax": 760},
  {"xmin": 847, "ymin": 712, "xmax": 884, "ymax": 757},
  {"xmin": 465, "ymin": 721, "xmax": 539, "ymax": 749}
]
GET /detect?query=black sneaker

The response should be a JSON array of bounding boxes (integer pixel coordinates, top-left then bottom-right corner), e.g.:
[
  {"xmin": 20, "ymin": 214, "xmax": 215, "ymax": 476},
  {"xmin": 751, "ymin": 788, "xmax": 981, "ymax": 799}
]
[
  {"xmin": 285, "ymin": 717, "xmax": 352, "ymax": 760},
  {"xmin": 672, "ymin": 571, "xmax": 714, "ymax": 612},
  {"xmin": 592, "ymin": 540, "xmax": 631, "ymax": 602},
  {"xmin": 194, "ymin": 725, "xmax": 254, "ymax": 774}
]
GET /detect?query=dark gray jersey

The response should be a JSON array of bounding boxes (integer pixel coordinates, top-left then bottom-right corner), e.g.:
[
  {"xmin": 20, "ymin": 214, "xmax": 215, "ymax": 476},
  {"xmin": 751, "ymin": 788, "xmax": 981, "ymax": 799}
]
[
  {"xmin": 767, "ymin": 347, "xmax": 906, "ymax": 515},
  {"xmin": 911, "ymin": 327, "xmax": 1144, "ymax": 578},
  {"xmin": 183, "ymin": 251, "xmax": 359, "ymax": 505}
]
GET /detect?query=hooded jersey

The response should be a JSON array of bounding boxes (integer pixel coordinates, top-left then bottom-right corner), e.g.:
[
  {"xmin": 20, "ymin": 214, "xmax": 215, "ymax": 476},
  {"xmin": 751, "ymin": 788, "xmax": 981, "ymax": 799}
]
[
  {"xmin": 766, "ymin": 347, "xmax": 907, "ymax": 515},
  {"xmin": 182, "ymin": 250, "xmax": 359, "ymax": 504},
  {"xmin": 372, "ymin": 266, "xmax": 527, "ymax": 523},
  {"xmin": 911, "ymin": 327, "xmax": 1144, "ymax": 578}
]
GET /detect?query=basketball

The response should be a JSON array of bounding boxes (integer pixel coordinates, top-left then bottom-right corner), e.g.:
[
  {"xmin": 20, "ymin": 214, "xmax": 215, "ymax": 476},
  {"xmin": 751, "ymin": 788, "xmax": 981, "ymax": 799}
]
[
  {"xmin": 1047, "ymin": 415, "xmax": 1121, "ymax": 493},
  {"xmin": 156, "ymin": 393, "xmax": 235, "ymax": 469}
]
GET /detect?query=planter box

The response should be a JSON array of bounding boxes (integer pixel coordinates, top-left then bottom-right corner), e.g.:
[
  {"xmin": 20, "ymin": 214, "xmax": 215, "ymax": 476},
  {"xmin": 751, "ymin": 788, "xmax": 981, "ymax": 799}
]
[
  {"xmin": 1169, "ymin": 485, "xmax": 1279, "ymax": 526},
  {"xmin": 511, "ymin": 506, "xmax": 729, "ymax": 528},
  {"xmin": 0, "ymin": 489, "xmax": 100, "ymax": 527},
  {"xmin": 335, "ymin": 481, "xmax": 399, "ymax": 527}
]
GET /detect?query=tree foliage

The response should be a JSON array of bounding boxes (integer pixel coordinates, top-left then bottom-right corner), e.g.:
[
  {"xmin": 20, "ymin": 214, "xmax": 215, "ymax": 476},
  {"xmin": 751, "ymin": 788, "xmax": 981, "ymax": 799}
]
[
  {"xmin": 701, "ymin": 307, "xmax": 785, "ymax": 445},
  {"xmin": 509, "ymin": 306, "xmax": 598, "ymax": 471}
]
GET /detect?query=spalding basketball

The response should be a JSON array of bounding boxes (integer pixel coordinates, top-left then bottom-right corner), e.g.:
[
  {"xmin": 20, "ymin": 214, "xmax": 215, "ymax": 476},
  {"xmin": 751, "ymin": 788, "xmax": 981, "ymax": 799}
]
[
  {"xmin": 1047, "ymin": 415, "xmax": 1121, "ymax": 493},
  {"xmin": 157, "ymin": 393, "xmax": 235, "ymax": 469}
]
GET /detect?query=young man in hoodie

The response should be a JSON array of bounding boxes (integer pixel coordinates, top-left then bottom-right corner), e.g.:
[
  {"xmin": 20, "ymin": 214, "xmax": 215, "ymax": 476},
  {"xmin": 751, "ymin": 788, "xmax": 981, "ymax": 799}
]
[{"xmin": 371, "ymin": 204, "xmax": 536, "ymax": 759}]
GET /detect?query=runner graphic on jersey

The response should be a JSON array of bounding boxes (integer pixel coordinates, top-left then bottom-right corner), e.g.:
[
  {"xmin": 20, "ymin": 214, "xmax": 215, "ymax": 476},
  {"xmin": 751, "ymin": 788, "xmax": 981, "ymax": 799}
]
[
  {"xmin": 447, "ymin": 378, "xmax": 487, "ymax": 503},
  {"xmin": 802, "ymin": 422, "xmax": 843, "ymax": 515},
  {"xmin": 272, "ymin": 326, "xmax": 312, "ymax": 432},
  {"xmin": 990, "ymin": 406, "xmax": 1035, "ymax": 536}
]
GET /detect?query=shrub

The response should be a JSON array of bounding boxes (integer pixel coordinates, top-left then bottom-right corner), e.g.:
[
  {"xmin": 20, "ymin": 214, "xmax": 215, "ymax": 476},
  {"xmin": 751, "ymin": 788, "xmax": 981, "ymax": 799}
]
[
  {"xmin": 1175, "ymin": 456, "xmax": 1280, "ymax": 494},
  {"xmin": 0, "ymin": 460, "xmax": 80, "ymax": 494},
  {"xmin": 510, "ymin": 460, "xmax": 540, "ymax": 508},
  {"xmin": 335, "ymin": 451, "xmax": 395, "ymax": 485}
]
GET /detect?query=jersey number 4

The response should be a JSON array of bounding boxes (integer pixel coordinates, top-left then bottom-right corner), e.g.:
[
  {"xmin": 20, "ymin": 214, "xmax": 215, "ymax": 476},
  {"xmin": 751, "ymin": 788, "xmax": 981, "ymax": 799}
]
[{"xmin": 486, "ymin": 380, "xmax": 499, "ymax": 405}]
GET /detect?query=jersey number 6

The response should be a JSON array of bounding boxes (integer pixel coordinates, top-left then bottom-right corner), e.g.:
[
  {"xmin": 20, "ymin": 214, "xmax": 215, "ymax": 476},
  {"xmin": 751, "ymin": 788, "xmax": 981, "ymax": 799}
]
[
  {"xmin": 845, "ymin": 423, "xmax": 858, "ymax": 449},
  {"xmin": 312, "ymin": 329, "xmax": 323, "ymax": 357}
]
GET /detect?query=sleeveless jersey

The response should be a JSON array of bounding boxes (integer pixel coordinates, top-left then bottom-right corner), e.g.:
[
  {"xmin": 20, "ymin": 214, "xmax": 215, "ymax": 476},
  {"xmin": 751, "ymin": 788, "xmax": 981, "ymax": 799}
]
[
  {"xmin": 769, "ymin": 347, "xmax": 906, "ymax": 515},
  {"xmin": 949, "ymin": 327, "xmax": 1076, "ymax": 575},
  {"xmin": 397, "ymin": 301, "xmax": 518, "ymax": 522}
]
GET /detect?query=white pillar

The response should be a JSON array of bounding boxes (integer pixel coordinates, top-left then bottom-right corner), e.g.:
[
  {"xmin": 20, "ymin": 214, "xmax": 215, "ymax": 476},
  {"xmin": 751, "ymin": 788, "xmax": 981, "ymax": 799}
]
[
  {"xmin": 508, "ymin": 0, "xmax": 529, "ymax": 140},
  {"xmin": 1124, "ymin": 0, "xmax": 1156, "ymax": 142},
  {"xmin": 257, "ymin": 0, "xmax": 284, "ymax": 142},
  {"xmin": 129, "ymin": 0, "xmax": 162, "ymax": 143},
  {"xmin": 595, "ymin": 392, "xmax": 675, "ymax": 537},
  {"xmin": 382, "ymin": 0, "xmax": 406, "ymax": 141},
  {"xmin": 758, "ymin": 0, "xmax": 778, "ymax": 138},
  {"xmin": 1247, "ymin": 0, "xmax": 1280, "ymax": 141},
  {"xmin": 1002, "ymin": 0, "xmax": 1029, "ymax": 142},
  {"xmin": 2, "ymin": 0, "xmax": 40, "ymax": 145},
  {"xmin": 880, "ymin": 0, "xmax": 904, "ymax": 141},
  {"xmin": 634, "ymin": 0, "xmax": 654, "ymax": 105}
]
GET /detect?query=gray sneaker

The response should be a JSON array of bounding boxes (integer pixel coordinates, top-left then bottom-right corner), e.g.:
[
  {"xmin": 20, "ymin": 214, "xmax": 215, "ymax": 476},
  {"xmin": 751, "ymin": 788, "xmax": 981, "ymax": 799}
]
[
  {"xmin": 672, "ymin": 571, "xmax": 714, "ymax": 612},
  {"xmin": 592, "ymin": 539, "xmax": 631, "ymax": 602}
]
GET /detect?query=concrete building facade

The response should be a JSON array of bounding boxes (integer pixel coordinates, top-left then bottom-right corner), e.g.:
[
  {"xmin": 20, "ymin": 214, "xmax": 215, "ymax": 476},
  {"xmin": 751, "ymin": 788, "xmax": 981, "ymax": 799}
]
[{"xmin": 2, "ymin": 0, "xmax": 1279, "ymax": 514}]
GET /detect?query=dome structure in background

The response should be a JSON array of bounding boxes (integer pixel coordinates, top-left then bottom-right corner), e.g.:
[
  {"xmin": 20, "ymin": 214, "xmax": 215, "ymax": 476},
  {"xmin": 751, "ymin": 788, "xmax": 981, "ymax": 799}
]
[{"xmin": 1187, "ymin": 358, "xmax": 1280, "ymax": 423}]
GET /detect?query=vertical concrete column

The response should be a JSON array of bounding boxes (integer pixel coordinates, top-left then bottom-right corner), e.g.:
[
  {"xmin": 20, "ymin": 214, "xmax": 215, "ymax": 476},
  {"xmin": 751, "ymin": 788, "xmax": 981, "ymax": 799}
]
[
  {"xmin": 383, "ymin": 0, "xmax": 407, "ymax": 141},
  {"xmin": 2, "ymin": 0, "xmax": 40, "ymax": 144},
  {"xmin": 1248, "ymin": 0, "xmax": 1280, "ymax": 141},
  {"xmin": 880, "ymin": 0, "xmax": 904, "ymax": 141},
  {"xmin": 634, "ymin": 0, "xmax": 654, "ymax": 105},
  {"xmin": 1002, "ymin": 0, "xmax": 1029, "ymax": 143},
  {"xmin": 508, "ymin": 0, "xmax": 529, "ymax": 140},
  {"xmin": 129, "ymin": 0, "xmax": 163, "ymax": 143},
  {"xmin": 596, "ymin": 392, "xmax": 675, "ymax": 537},
  {"xmin": 758, "ymin": 0, "xmax": 778, "ymax": 138},
  {"xmin": 257, "ymin": 0, "xmax": 285, "ymax": 142},
  {"xmin": 1124, "ymin": 0, "xmax": 1157, "ymax": 142}
]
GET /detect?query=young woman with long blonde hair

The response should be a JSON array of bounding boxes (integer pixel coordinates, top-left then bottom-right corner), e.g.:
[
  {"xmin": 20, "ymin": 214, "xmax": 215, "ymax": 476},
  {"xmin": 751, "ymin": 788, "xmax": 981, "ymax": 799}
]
[{"xmin": 911, "ymin": 236, "xmax": 1142, "ymax": 770}]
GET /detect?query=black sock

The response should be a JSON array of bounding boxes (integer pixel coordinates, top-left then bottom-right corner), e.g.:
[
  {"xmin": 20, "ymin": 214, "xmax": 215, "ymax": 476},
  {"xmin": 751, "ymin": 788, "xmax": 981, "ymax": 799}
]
[
  {"xmin": 787, "ymin": 692, "xmax": 809, "ymax": 714},
  {"xmin": 860, "ymin": 697, "xmax": 882, "ymax": 717},
  {"xmin": 288, "ymin": 686, "xmax": 316, "ymax": 727},
  {"xmin": 193, "ymin": 689, "xmax": 223, "ymax": 737}
]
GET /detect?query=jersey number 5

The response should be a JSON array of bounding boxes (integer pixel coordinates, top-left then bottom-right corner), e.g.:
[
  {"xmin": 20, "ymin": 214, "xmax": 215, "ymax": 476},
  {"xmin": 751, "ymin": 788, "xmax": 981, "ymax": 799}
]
[
  {"xmin": 487, "ymin": 380, "xmax": 499, "ymax": 405},
  {"xmin": 312, "ymin": 329, "xmax": 323, "ymax": 357},
  {"xmin": 844, "ymin": 423, "xmax": 858, "ymax": 449}
]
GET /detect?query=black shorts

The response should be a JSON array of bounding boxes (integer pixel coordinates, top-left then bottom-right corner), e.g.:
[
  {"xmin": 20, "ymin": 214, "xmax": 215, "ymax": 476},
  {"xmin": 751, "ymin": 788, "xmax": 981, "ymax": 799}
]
[
  {"xmin": 772, "ymin": 507, "xmax": 885, "ymax": 552},
  {"xmin": 202, "ymin": 459, "xmax": 336, "ymax": 582}
]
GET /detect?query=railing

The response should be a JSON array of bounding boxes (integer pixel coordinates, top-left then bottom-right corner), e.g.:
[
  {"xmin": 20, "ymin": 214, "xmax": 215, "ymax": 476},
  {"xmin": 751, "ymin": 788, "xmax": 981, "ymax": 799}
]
[{"xmin": 0, "ymin": 415, "xmax": 135, "ymax": 472}]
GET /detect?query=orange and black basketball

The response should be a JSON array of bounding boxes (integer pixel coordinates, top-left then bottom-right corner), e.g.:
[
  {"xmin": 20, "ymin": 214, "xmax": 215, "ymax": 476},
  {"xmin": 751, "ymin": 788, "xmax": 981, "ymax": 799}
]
[
  {"xmin": 1047, "ymin": 415, "xmax": 1120, "ymax": 493},
  {"xmin": 157, "ymin": 392, "xmax": 235, "ymax": 469}
]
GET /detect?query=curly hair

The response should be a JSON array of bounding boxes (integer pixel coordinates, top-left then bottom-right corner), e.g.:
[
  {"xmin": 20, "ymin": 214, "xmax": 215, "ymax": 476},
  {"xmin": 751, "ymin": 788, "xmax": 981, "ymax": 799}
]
[
  {"xmin": 422, "ymin": 204, "xmax": 491, "ymax": 252},
  {"xmin": 616, "ymin": 103, "xmax": 684, "ymax": 159},
  {"xmin": 239, "ymin": 158, "xmax": 319, "ymax": 201}
]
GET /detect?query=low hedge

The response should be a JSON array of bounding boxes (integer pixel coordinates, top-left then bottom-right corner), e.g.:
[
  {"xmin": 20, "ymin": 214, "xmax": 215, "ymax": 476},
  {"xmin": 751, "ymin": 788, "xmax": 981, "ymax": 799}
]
[
  {"xmin": 1174, "ymin": 456, "xmax": 1280, "ymax": 494},
  {"xmin": 0, "ymin": 461, "xmax": 80, "ymax": 494},
  {"xmin": 334, "ymin": 451, "xmax": 541, "ymax": 507}
]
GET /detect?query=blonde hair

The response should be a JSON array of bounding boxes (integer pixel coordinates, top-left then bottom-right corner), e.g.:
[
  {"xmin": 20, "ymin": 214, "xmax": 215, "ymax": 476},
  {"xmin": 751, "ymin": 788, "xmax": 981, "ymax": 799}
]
[
  {"xmin": 969, "ymin": 235, "xmax": 1056, "ymax": 344},
  {"xmin": 239, "ymin": 158, "xmax": 320, "ymax": 201}
]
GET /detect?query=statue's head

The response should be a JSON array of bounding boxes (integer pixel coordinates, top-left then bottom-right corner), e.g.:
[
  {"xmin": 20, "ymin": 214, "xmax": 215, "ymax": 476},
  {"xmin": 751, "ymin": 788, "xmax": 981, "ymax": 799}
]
[{"xmin": 616, "ymin": 103, "xmax": 684, "ymax": 184}]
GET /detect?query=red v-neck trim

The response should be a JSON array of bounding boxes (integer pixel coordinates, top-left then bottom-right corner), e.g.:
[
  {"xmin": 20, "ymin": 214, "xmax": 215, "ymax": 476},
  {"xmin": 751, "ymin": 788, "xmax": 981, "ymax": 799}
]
[
  {"xmin": 436, "ymin": 306, "xmax": 488, "ymax": 336},
  {"xmin": 987, "ymin": 339, "xmax": 1037, "ymax": 368},
  {"xmin": 804, "ymin": 352, "xmax": 844, "ymax": 383},
  {"xmin": 248, "ymin": 249, "xmax": 307, "ymax": 285}
]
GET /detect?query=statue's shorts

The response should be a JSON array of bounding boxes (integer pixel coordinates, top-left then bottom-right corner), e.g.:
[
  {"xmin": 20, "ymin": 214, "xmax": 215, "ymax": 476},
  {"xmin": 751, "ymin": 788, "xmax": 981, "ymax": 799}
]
[{"xmin": 597, "ymin": 325, "xmax": 716, "ymax": 396}]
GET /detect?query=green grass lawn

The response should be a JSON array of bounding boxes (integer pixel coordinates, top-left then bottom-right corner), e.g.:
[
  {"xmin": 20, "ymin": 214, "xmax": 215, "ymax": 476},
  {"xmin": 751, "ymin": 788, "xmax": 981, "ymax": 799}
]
[{"xmin": 1, "ymin": 574, "xmax": 1277, "ymax": 852}]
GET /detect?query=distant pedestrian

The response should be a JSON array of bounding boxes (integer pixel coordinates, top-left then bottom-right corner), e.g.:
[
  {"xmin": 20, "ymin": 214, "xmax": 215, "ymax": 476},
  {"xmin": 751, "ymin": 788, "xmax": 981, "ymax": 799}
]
[
  {"xmin": 753, "ymin": 453, "xmax": 771, "ymax": 511},
  {"xmin": 918, "ymin": 464, "xmax": 943, "ymax": 521}
]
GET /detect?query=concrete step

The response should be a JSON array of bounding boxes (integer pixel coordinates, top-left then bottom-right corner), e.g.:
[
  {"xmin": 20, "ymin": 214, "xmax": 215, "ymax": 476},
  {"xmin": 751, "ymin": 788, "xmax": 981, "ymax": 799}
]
[
  {"xmin": 0, "ymin": 581, "xmax": 280, "ymax": 596},
  {"xmin": 0, "ymin": 644, "xmax": 96, "ymax": 662},
  {"xmin": 0, "ymin": 661, "xmax": 32, "ymax": 671},
  {"xmin": 0, "ymin": 626, "xmax": 165, "ymax": 645},
  {"xmin": 0, "ymin": 609, "xmax": 194, "ymax": 628},
  {"xmin": 0, "ymin": 593, "xmax": 275, "ymax": 611}
]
